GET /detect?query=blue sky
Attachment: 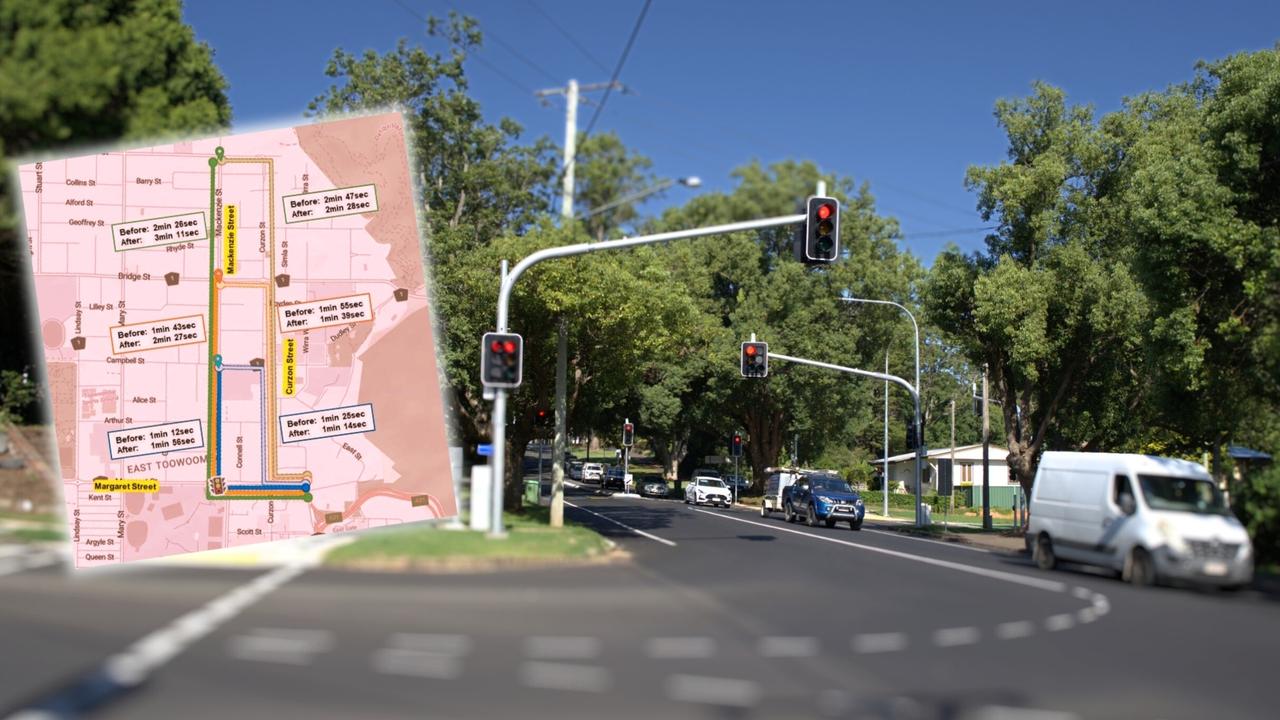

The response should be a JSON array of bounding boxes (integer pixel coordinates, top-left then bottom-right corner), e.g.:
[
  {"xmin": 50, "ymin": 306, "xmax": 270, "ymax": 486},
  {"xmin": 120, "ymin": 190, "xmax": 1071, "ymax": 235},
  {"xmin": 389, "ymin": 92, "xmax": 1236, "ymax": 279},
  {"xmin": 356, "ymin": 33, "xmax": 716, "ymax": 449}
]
[{"xmin": 184, "ymin": 0, "xmax": 1279, "ymax": 263}]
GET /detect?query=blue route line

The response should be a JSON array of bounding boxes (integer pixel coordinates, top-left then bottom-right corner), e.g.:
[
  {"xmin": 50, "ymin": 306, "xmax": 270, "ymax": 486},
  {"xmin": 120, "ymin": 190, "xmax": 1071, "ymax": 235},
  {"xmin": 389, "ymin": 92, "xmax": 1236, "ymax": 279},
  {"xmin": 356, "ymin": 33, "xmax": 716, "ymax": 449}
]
[
  {"xmin": 215, "ymin": 369, "xmax": 223, "ymax": 475},
  {"xmin": 218, "ymin": 364, "xmax": 268, "ymax": 486}
]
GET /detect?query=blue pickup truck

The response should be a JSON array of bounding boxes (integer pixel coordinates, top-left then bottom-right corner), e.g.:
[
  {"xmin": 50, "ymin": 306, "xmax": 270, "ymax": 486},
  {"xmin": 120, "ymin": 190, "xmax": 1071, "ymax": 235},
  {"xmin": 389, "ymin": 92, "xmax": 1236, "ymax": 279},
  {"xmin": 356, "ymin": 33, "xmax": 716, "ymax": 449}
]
[{"xmin": 783, "ymin": 472, "xmax": 865, "ymax": 530}]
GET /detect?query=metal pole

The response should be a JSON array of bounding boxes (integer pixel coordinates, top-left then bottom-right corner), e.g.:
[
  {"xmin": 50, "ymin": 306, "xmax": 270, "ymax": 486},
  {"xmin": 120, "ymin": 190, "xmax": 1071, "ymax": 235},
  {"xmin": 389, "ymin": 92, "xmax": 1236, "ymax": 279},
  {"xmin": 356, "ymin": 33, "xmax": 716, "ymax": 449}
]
[
  {"xmin": 489, "ymin": 260, "xmax": 510, "ymax": 538},
  {"xmin": 734, "ymin": 454, "xmax": 740, "ymax": 506},
  {"xmin": 551, "ymin": 319, "xmax": 566, "ymax": 527},
  {"xmin": 622, "ymin": 417, "xmax": 630, "ymax": 493},
  {"xmin": 948, "ymin": 399, "xmax": 955, "ymax": 532},
  {"xmin": 560, "ymin": 79, "xmax": 578, "ymax": 218},
  {"xmin": 883, "ymin": 350, "xmax": 889, "ymax": 520},
  {"xmin": 982, "ymin": 363, "xmax": 992, "ymax": 530}
]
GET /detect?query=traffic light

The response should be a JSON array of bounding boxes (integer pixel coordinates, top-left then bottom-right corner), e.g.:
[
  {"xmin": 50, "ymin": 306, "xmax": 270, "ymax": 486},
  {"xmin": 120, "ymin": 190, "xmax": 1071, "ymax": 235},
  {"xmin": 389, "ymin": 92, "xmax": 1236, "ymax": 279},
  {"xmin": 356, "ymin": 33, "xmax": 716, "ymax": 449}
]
[
  {"xmin": 730, "ymin": 432, "xmax": 743, "ymax": 457},
  {"xmin": 535, "ymin": 408, "xmax": 551, "ymax": 427},
  {"xmin": 801, "ymin": 196, "xmax": 840, "ymax": 263},
  {"xmin": 740, "ymin": 341, "xmax": 768, "ymax": 378},
  {"xmin": 481, "ymin": 332, "xmax": 523, "ymax": 389},
  {"xmin": 622, "ymin": 421, "xmax": 634, "ymax": 448},
  {"xmin": 906, "ymin": 418, "xmax": 926, "ymax": 451}
]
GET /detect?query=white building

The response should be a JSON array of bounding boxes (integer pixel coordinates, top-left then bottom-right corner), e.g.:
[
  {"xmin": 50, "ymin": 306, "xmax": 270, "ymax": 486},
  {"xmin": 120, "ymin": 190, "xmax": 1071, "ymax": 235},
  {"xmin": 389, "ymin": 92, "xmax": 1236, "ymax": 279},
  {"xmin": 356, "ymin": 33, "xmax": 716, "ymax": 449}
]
[{"xmin": 874, "ymin": 443, "xmax": 1013, "ymax": 494}]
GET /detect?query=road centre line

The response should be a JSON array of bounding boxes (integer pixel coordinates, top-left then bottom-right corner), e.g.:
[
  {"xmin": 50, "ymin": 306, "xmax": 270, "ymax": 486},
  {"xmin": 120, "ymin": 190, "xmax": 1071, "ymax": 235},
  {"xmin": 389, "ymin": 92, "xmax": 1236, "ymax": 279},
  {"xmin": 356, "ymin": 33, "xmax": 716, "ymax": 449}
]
[
  {"xmin": 689, "ymin": 508, "xmax": 1067, "ymax": 593},
  {"xmin": 565, "ymin": 501, "xmax": 677, "ymax": 547}
]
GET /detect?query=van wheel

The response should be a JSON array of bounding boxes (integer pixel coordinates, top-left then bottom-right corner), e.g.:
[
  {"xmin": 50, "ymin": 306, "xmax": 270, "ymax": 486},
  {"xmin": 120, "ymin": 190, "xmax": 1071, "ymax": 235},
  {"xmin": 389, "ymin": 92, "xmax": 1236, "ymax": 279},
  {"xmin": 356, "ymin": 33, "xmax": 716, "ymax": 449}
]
[
  {"xmin": 785, "ymin": 502, "xmax": 797, "ymax": 523},
  {"xmin": 1124, "ymin": 547, "xmax": 1157, "ymax": 587},
  {"xmin": 760, "ymin": 503, "xmax": 769, "ymax": 517},
  {"xmin": 1034, "ymin": 533, "xmax": 1057, "ymax": 571}
]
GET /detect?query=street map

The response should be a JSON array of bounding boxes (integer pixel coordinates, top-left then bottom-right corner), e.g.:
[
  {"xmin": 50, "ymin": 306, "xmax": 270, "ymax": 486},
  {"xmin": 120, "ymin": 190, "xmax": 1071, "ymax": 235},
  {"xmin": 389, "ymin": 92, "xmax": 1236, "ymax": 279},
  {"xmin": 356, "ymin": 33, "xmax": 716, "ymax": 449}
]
[{"xmin": 16, "ymin": 112, "xmax": 456, "ymax": 567}]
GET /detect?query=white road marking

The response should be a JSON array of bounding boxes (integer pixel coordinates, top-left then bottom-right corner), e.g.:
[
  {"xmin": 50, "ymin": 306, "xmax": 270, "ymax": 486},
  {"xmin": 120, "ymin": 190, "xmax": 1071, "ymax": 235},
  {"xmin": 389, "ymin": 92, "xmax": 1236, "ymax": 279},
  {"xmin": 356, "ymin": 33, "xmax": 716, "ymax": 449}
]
[
  {"xmin": 933, "ymin": 626, "xmax": 980, "ymax": 647},
  {"xmin": 94, "ymin": 537, "xmax": 337, "ymax": 687},
  {"xmin": 1076, "ymin": 607, "xmax": 1098, "ymax": 624},
  {"xmin": 995, "ymin": 620, "xmax": 1036, "ymax": 640},
  {"xmin": 852, "ymin": 632, "xmax": 908, "ymax": 654},
  {"xmin": 227, "ymin": 628, "xmax": 334, "ymax": 665},
  {"xmin": 525, "ymin": 635, "xmax": 601, "ymax": 660},
  {"xmin": 861, "ymin": 527, "xmax": 992, "ymax": 553},
  {"xmin": 386, "ymin": 633, "xmax": 472, "ymax": 655},
  {"xmin": 758, "ymin": 635, "xmax": 819, "ymax": 658},
  {"xmin": 565, "ymin": 501, "xmax": 677, "ymax": 546},
  {"xmin": 1045, "ymin": 613, "xmax": 1076, "ymax": 632},
  {"xmin": 969, "ymin": 706, "xmax": 1081, "ymax": 720},
  {"xmin": 372, "ymin": 648, "xmax": 463, "ymax": 679},
  {"xmin": 690, "ymin": 508, "xmax": 1066, "ymax": 593},
  {"xmin": 665, "ymin": 674, "xmax": 762, "ymax": 707},
  {"xmin": 1071, "ymin": 586, "xmax": 1094, "ymax": 600},
  {"xmin": 1091, "ymin": 594, "xmax": 1110, "ymax": 615},
  {"xmin": 520, "ymin": 661, "xmax": 611, "ymax": 693},
  {"xmin": 647, "ymin": 636, "xmax": 716, "ymax": 659}
]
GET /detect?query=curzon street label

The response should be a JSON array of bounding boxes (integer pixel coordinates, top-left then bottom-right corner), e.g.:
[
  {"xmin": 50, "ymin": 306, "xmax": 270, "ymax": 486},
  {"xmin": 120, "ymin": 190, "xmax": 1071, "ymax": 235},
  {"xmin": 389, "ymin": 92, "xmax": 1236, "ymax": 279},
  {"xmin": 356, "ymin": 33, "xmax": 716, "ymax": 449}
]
[
  {"xmin": 112, "ymin": 211, "xmax": 207, "ymax": 251},
  {"xmin": 110, "ymin": 314, "xmax": 207, "ymax": 354}
]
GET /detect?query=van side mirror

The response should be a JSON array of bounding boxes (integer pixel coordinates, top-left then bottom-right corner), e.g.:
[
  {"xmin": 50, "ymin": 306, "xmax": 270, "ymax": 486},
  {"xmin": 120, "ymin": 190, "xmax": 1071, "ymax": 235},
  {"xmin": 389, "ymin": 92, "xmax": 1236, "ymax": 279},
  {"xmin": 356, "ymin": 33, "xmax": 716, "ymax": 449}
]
[{"xmin": 1119, "ymin": 493, "xmax": 1136, "ymax": 516}]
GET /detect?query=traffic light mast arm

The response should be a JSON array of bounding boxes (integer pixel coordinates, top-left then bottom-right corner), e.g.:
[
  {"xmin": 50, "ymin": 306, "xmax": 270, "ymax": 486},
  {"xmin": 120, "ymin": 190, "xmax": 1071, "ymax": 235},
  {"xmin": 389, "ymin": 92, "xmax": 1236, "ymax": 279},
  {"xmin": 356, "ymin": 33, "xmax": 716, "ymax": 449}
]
[{"xmin": 495, "ymin": 213, "xmax": 804, "ymax": 332}]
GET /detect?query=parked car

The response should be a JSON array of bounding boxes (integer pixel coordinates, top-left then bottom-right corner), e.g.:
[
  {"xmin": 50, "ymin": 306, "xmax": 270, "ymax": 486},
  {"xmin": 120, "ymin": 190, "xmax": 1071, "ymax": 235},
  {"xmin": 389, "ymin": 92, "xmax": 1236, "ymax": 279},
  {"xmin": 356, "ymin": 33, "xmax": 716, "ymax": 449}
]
[
  {"xmin": 685, "ymin": 475, "xmax": 732, "ymax": 507},
  {"xmin": 582, "ymin": 462, "xmax": 604, "ymax": 484},
  {"xmin": 1028, "ymin": 452, "xmax": 1253, "ymax": 588},
  {"xmin": 760, "ymin": 468, "xmax": 803, "ymax": 517},
  {"xmin": 603, "ymin": 466, "xmax": 627, "ymax": 491},
  {"xmin": 783, "ymin": 472, "xmax": 864, "ymax": 529},
  {"xmin": 638, "ymin": 476, "xmax": 669, "ymax": 498},
  {"xmin": 691, "ymin": 467, "xmax": 722, "ymax": 480},
  {"xmin": 567, "ymin": 461, "xmax": 584, "ymax": 481},
  {"xmin": 723, "ymin": 474, "xmax": 749, "ymax": 493}
]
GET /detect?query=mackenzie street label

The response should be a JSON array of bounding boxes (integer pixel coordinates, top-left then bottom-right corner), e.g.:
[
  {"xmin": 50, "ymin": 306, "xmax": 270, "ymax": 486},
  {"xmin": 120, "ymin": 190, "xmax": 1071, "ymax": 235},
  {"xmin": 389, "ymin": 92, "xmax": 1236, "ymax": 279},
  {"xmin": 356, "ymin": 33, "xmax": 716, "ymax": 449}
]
[
  {"xmin": 277, "ymin": 293, "xmax": 373, "ymax": 333},
  {"xmin": 282, "ymin": 183, "xmax": 379, "ymax": 223},
  {"xmin": 279, "ymin": 403, "xmax": 376, "ymax": 444},
  {"xmin": 112, "ymin": 211, "xmax": 207, "ymax": 251},
  {"xmin": 110, "ymin": 314, "xmax": 207, "ymax": 354},
  {"xmin": 108, "ymin": 419, "xmax": 205, "ymax": 460}
]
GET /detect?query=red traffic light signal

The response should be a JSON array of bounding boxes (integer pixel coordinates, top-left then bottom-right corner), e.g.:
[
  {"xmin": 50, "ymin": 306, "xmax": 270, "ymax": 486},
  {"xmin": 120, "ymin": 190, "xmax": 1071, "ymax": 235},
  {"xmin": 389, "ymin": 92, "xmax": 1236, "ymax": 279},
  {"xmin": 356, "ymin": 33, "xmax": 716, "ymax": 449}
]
[
  {"xmin": 740, "ymin": 341, "xmax": 768, "ymax": 378},
  {"xmin": 622, "ymin": 422, "xmax": 634, "ymax": 447},
  {"xmin": 730, "ymin": 432, "xmax": 743, "ymax": 457},
  {"xmin": 481, "ymin": 332, "xmax": 523, "ymax": 389},
  {"xmin": 801, "ymin": 196, "xmax": 840, "ymax": 264}
]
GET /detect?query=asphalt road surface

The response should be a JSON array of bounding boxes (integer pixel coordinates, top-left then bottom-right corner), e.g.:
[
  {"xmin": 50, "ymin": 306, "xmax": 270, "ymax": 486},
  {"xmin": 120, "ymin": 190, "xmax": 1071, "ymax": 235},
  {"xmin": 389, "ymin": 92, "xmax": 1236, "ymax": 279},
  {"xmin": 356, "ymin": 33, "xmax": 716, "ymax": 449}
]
[{"xmin": 0, "ymin": 486, "xmax": 1276, "ymax": 720}]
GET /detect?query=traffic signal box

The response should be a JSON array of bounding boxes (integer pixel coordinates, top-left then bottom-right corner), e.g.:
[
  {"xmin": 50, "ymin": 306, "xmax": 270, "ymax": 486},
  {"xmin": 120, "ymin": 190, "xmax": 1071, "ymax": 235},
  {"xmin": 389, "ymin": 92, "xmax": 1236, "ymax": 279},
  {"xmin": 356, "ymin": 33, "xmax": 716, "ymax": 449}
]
[
  {"xmin": 741, "ymin": 341, "xmax": 768, "ymax": 378},
  {"xmin": 622, "ymin": 422, "xmax": 634, "ymax": 447},
  {"xmin": 481, "ymin": 332, "xmax": 523, "ymax": 389},
  {"xmin": 798, "ymin": 196, "xmax": 840, "ymax": 264},
  {"xmin": 731, "ymin": 432, "xmax": 743, "ymax": 457}
]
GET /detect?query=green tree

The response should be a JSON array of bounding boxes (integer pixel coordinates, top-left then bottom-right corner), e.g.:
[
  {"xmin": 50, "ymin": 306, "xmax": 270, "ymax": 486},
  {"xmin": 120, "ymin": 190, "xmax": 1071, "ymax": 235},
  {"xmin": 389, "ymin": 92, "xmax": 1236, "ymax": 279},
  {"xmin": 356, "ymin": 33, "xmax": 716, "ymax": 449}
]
[
  {"xmin": 0, "ymin": 0, "xmax": 232, "ymax": 387},
  {"xmin": 926, "ymin": 84, "xmax": 1149, "ymax": 494},
  {"xmin": 573, "ymin": 131, "xmax": 656, "ymax": 241}
]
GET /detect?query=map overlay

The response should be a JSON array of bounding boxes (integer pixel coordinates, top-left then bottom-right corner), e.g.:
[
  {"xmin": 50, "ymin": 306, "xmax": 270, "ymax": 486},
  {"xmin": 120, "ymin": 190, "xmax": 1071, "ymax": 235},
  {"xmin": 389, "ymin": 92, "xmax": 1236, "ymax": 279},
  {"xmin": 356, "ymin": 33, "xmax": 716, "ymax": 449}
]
[{"xmin": 17, "ymin": 112, "xmax": 456, "ymax": 568}]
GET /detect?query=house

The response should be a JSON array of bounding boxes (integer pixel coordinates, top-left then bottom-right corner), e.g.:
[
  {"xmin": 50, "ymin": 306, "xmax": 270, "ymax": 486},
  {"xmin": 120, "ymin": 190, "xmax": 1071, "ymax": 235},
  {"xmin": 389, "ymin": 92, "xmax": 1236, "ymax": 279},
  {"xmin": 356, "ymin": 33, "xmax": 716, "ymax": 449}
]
[{"xmin": 873, "ymin": 443, "xmax": 1014, "ymax": 495}]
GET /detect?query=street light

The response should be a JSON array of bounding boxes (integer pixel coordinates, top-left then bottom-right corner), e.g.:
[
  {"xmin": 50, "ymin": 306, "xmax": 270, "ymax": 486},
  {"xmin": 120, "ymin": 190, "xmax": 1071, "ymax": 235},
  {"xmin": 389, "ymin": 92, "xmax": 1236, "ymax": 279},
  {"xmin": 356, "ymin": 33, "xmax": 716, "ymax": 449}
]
[
  {"xmin": 577, "ymin": 176, "xmax": 701, "ymax": 220},
  {"xmin": 840, "ymin": 296, "xmax": 922, "ymax": 525}
]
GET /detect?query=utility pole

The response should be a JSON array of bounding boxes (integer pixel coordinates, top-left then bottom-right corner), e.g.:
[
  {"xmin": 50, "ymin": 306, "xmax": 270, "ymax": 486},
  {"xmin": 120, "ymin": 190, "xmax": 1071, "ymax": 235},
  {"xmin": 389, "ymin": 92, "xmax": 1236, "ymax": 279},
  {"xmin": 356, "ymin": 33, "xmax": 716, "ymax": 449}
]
[
  {"xmin": 535, "ymin": 78, "xmax": 625, "ymax": 528},
  {"xmin": 982, "ymin": 363, "xmax": 992, "ymax": 530},
  {"xmin": 882, "ymin": 350, "xmax": 889, "ymax": 519},
  {"xmin": 947, "ymin": 399, "xmax": 955, "ymax": 532}
]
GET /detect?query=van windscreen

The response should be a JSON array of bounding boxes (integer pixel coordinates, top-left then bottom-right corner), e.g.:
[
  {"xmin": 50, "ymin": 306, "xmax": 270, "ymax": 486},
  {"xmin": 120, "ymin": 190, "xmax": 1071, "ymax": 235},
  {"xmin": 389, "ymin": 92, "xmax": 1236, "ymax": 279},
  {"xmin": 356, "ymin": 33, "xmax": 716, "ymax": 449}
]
[{"xmin": 1137, "ymin": 474, "xmax": 1229, "ymax": 516}]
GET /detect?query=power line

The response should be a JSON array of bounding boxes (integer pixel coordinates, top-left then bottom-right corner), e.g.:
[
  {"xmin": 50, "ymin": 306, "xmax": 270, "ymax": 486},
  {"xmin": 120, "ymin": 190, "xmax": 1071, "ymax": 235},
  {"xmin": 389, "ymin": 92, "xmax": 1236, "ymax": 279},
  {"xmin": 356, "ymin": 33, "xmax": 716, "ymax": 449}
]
[
  {"xmin": 525, "ymin": 0, "xmax": 612, "ymax": 75},
  {"xmin": 389, "ymin": 0, "xmax": 534, "ymax": 95},
  {"xmin": 580, "ymin": 0, "xmax": 653, "ymax": 140},
  {"xmin": 438, "ymin": 1, "xmax": 562, "ymax": 84}
]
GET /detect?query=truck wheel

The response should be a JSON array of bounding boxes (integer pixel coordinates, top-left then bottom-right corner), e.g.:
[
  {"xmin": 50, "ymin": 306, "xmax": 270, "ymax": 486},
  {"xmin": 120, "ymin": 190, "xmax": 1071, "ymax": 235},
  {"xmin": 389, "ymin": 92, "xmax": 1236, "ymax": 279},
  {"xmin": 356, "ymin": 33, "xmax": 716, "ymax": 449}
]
[
  {"xmin": 1034, "ymin": 533, "xmax": 1057, "ymax": 571},
  {"xmin": 824, "ymin": 518, "xmax": 836, "ymax": 528},
  {"xmin": 785, "ymin": 502, "xmax": 797, "ymax": 523},
  {"xmin": 806, "ymin": 503, "xmax": 820, "ymax": 527},
  {"xmin": 1124, "ymin": 547, "xmax": 1157, "ymax": 587},
  {"xmin": 849, "ymin": 520, "xmax": 863, "ymax": 531}
]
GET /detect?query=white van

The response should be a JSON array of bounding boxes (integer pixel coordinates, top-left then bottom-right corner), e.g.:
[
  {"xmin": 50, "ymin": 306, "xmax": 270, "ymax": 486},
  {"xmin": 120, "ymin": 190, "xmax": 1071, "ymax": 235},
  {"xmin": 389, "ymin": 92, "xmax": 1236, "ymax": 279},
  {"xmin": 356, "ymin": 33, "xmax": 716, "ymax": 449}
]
[
  {"xmin": 759, "ymin": 468, "xmax": 802, "ymax": 517},
  {"xmin": 1028, "ymin": 452, "xmax": 1253, "ymax": 588}
]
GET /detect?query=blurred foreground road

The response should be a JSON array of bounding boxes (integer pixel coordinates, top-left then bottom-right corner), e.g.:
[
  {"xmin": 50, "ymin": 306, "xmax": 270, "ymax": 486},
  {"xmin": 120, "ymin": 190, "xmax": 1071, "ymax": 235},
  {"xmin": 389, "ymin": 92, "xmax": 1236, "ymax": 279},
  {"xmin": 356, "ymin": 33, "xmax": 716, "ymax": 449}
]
[{"xmin": 1, "ymin": 485, "xmax": 1276, "ymax": 720}]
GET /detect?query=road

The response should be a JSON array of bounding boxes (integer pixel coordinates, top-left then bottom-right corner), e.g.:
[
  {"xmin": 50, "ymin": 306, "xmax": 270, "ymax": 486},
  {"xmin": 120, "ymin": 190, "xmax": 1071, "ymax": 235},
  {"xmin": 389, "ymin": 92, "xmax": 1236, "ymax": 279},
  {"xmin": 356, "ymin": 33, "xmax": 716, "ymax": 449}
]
[{"xmin": 0, "ymin": 485, "xmax": 1275, "ymax": 719}]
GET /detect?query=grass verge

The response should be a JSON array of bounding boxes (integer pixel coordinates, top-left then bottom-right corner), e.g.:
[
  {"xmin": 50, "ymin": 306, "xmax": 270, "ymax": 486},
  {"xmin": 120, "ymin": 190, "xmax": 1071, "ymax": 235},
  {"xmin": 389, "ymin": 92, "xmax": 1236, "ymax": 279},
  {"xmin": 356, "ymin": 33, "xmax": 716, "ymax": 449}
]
[
  {"xmin": 325, "ymin": 505, "xmax": 616, "ymax": 572},
  {"xmin": 0, "ymin": 527, "xmax": 65, "ymax": 543}
]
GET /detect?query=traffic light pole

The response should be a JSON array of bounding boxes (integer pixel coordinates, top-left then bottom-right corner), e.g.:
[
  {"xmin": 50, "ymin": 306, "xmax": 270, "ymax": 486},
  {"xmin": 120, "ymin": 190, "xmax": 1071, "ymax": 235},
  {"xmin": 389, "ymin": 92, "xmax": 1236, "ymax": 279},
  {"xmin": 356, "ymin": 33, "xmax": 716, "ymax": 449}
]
[
  {"xmin": 767, "ymin": 351, "xmax": 925, "ymax": 527},
  {"xmin": 489, "ymin": 213, "xmax": 805, "ymax": 534}
]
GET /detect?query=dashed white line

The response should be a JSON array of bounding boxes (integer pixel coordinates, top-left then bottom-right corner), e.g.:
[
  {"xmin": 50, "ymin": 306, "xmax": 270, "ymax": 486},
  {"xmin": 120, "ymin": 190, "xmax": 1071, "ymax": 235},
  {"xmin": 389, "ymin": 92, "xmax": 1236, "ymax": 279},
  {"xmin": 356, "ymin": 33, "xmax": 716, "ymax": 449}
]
[
  {"xmin": 520, "ymin": 661, "xmax": 611, "ymax": 693},
  {"xmin": 1045, "ymin": 613, "xmax": 1076, "ymax": 632},
  {"xmin": 227, "ymin": 628, "xmax": 334, "ymax": 665},
  {"xmin": 968, "ymin": 706, "xmax": 1081, "ymax": 720},
  {"xmin": 689, "ymin": 508, "xmax": 1066, "ymax": 593},
  {"xmin": 665, "ymin": 674, "xmax": 762, "ymax": 707},
  {"xmin": 933, "ymin": 626, "xmax": 981, "ymax": 647},
  {"xmin": 565, "ymin": 501, "xmax": 677, "ymax": 547},
  {"xmin": 995, "ymin": 620, "xmax": 1036, "ymax": 640},
  {"xmin": 646, "ymin": 636, "xmax": 716, "ymax": 659},
  {"xmin": 852, "ymin": 632, "xmax": 908, "ymax": 654},
  {"xmin": 758, "ymin": 635, "xmax": 818, "ymax": 658},
  {"xmin": 1071, "ymin": 586, "xmax": 1094, "ymax": 600},
  {"xmin": 372, "ymin": 648, "xmax": 463, "ymax": 679},
  {"xmin": 385, "ymin": 633, "xmax": 472, "ymax": 655},
  {"xmin": 525, "ymin": 635, "xmax": 601, "ymax": 660}
]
